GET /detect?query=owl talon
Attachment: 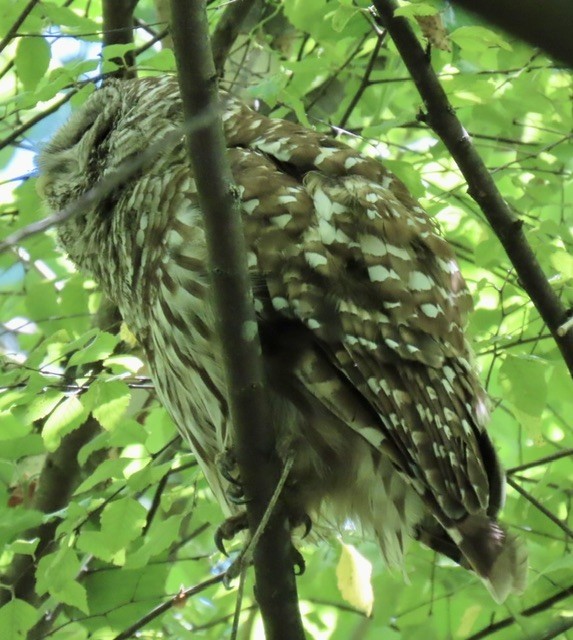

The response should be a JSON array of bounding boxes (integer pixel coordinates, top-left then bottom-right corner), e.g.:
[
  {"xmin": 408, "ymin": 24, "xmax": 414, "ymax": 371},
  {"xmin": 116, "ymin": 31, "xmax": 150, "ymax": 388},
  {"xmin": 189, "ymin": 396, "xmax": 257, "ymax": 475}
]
[
  {"xmin": 217, "ymin": 449, "xmax": 242, "ymax": 484},
  {"xmin": 227, "ymin": 484, "xmax": 248, "ymax": 505},
  {"xmin": 287, "ymin": 510, "xmax": 313, "ymax": 538},
  {"xmin": 215, "ymin": 512, "xmax": 249, "ymax": 556},
  {"xmin": 299, "ymin": 513, "xmax": 312, "ymax": 538},
  {"xmin": 291, "ymin": 546, "xmax": 306, "ymax": 575}
]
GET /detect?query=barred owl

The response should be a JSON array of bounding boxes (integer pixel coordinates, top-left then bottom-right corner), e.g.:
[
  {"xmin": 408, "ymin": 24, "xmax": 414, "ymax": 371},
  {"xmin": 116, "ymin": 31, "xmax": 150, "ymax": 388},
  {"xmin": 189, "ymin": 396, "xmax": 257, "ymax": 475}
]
[{"xmin": 38, "ymin": 76, "xmax": 526, "ymax": 602}]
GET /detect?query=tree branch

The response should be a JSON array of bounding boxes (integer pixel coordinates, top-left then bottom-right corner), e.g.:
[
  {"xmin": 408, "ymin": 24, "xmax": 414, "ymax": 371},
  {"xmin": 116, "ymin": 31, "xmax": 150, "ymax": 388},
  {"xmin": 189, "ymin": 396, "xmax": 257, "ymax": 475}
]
[
  {"xmin": 0, "ymin": 301, "xmax": 120, "ymax": 613},
  {"xmin": 448, "ymin": 0, "xmax": 573, "ymax": 68},
  {"xmin": 465, "ymin": 585, "xmax": 573, "ymax": 640},
  {"xmin": 211, "ymin": 0, "xmax": 258, "ymax": 76},
  {"xmin": 102, "ymin": 0, "xmax": 137, "ymax": 79},
  {"xmin": 371, "ymin": 0, "xmax": 573, "ymax": 379},
  {"xmin": 168, "ymin": 1, "xmax": 306, "ymax": 639},
  {"xmin": 0, "ymin": 0, "xmax": 40, "ymax": 56},
  {"xmin": 113, "ymin": 574, "xmax": 225, "ymax": 640}
]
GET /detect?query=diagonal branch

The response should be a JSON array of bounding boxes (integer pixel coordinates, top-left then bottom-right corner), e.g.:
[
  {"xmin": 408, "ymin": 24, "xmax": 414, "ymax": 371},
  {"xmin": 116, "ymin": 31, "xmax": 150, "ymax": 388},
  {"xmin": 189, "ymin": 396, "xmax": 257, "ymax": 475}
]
[
  {"xmin": 465, "ymin": 584, "xmax": 573, "ymax": 640},
  {"xmin": 0, "ymin": 0, "xmax": 40, "ymax": 56},
  {"xmin": 211, "ymin": 0, "xmax": 258, "ymax": 75},
  {"xmin": 372, "ymin": 0, "xmax": 573, "ymax": 379},
  {"xmin": 168, "ymin": 1, "xmax": 306, "ymax": 639}
]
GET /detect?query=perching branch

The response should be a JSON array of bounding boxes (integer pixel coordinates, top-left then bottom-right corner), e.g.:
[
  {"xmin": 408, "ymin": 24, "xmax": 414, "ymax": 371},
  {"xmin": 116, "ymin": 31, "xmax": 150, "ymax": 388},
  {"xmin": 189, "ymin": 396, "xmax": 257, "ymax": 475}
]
[
  {"xmin": 372, "ymin": 0, "xmax": 573, "ymax": 380},
  {"xmin": 168, "ymin": 2, "xmax": 306, "ymax": 640},
  {"xmin": 448, "ymin": 0, "xmax": 573, "ymax": 68}
]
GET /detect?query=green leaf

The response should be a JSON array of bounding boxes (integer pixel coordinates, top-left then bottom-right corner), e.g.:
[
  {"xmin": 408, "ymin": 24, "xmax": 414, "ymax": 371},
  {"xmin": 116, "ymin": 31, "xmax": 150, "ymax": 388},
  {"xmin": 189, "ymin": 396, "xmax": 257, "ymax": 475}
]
[
  {"xmin": 326, "ymin": 6, "xmax": 358, "ymax": 32},
  {"xmin": 0, "ymin": 411, "xmax": 31, "ymax": 440},
  {"xmin": 81, "ymin": 380, "xmax": 130, "ymax": 430},
  {"xmin": 125, "ymin": 515, "xmax": 182, "ymax": 569},
  {"xmin": 41, "ymin": 4, "xmax": 100, "ymax": 34},
  {"xmin": 450, "ymin": 26, "xmax": 512, "ymax": 52},
  {"xmin": 36, "ymin": 548, "xmax": 89, "ymax": 613},
  {"xmin": 15, "ymin": 36, "xmax": 51, "ymax": 90},
  {"xmin": 24, "ymin": 279, "xmax": 60, "ymax": 322},
  {"xmin": 77, "ymin": 497, "xmax": 147, "ymax": 564},
  {"xmin": 42, "ymin": 395, "xmax": 89, "ymax": 451},
  {"xmin": 101, "ymin": 44, "xmax": 136, "ymax": 61},
  {"xmin": 68, "ymin": 332, "xmax": 119, "ymax": 366},
  {"xmin": 498, "ymin": 354, "xmax": 550, "ymax": 434},
  {"xmin": 0, "ymin": 599, "xmax": 39, "ymax": 639},
  {"xmin": 74, "ymin": 458, "xmax": 130, "ymax": 494},
  {"xmin": 395, "ymin": 3, "xmax": 438, "ymax": 18}
]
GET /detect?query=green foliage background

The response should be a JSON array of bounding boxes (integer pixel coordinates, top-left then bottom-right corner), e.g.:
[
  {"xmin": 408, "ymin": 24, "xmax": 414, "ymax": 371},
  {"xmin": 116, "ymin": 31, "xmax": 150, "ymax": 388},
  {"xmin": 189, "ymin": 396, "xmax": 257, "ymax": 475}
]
[{"xmin": 0, "ymin": 1, "xmax": 572, "ymax": 638}]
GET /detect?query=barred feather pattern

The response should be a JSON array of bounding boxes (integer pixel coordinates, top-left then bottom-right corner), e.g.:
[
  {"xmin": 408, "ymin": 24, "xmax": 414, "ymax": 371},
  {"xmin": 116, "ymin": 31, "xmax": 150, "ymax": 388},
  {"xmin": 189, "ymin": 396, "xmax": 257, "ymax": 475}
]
[{"xmin": 38, "ymin": 76, "xmax": 526, "ymax": 602}]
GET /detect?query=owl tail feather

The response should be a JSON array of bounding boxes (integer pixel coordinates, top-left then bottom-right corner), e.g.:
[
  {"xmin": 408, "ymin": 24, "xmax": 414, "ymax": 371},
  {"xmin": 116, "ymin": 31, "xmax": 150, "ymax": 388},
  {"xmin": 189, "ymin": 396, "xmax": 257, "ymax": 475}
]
[{"xmin": 453, "ymin": 515, "xmax": 528, "ymax": 604}]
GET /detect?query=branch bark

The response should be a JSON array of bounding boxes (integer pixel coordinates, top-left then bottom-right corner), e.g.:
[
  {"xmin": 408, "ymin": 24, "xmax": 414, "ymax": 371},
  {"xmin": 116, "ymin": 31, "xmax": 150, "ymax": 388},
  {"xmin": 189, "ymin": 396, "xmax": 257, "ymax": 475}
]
[
  {"xmin": 372, "ymin": 0, "xmax": 573, "ymax": 380},
  {"xmin": 448, "ymin": 0, "xmax": 573, "ymax": 68},
  {"xmin": 168, "ymin": 2, "xmax": 306, "ymax": 639},
  {"xmin": 102, "ymin": 0, "xmax": 136, "ymax": 79},
  {"xmin": 211, "ymin": 0, "xmax": 258, "ymax": 75}
]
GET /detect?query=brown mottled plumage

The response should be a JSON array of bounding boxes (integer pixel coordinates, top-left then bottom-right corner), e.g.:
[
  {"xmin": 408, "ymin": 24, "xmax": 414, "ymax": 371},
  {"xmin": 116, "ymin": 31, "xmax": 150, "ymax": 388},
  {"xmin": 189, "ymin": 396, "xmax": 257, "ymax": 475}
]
[{"xmin": 38, "ymin": 76, "xmax": 526, "ymax": 602}]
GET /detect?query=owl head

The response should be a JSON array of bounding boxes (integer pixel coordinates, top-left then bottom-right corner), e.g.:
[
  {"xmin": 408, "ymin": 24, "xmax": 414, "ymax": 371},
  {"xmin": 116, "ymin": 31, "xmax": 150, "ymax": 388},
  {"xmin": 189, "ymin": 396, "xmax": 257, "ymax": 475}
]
[
  {"xmin": 37, "ymin": 82, "xmax": 123, "ymax": 270},
  {"xmin": 37, "ymin": 77, "xmax": 182, "ymax": 273}
]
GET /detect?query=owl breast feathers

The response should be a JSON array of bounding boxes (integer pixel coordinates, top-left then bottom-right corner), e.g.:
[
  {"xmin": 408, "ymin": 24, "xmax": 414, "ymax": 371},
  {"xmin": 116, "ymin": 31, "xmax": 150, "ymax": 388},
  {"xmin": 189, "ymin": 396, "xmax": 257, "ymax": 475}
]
[{"xmin": 38, "ymin": 75, "xmax": 526, "ymax": 602}]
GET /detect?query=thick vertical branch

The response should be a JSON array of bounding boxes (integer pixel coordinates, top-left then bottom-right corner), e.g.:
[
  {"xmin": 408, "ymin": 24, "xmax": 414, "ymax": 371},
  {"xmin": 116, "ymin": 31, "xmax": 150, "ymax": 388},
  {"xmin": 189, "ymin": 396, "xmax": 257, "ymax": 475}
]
[
  {"xmin": 102, "ymin": 0, "xmax": 137, "ymax": 79},
  {"xmin": 372, "ymin": 0, "xmax": 573, "ymax": 379},
  {"xmin": 168, "ymin": 2, "xmax": 306, "ymax": 639}
]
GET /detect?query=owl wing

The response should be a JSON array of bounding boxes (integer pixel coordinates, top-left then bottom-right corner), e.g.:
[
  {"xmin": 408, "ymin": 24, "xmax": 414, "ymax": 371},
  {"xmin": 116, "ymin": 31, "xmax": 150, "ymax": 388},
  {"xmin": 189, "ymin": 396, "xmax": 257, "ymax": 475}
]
[{"xmin": 223, "ymin": 94, "xmax": 496, "ymax": 527}]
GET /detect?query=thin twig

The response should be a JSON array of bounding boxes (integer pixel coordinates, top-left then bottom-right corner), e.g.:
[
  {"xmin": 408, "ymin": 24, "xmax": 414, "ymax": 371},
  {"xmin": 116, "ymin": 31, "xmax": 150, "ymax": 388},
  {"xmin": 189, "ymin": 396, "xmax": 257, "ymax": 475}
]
[
  {"xmin": 507, "ymin": 448, "xmax": 573, "ymax": 475},
  {"xmin": 0, "ymin": 0, "xmax": 40, "ymax": 55},
  {"xmin": 465, "ymin": 584, "xmax": 573, "ymax": 640},
  {"xmin": 112, "ymin": 574, "xmax": 225, "ymax": 640},
  {"xmin": 507, "ymin": 476, "xmax": 573, "ymax": 538},
  {"xmin": 339, "ymin": 33, "xmax": 385, "ymax": 129}
]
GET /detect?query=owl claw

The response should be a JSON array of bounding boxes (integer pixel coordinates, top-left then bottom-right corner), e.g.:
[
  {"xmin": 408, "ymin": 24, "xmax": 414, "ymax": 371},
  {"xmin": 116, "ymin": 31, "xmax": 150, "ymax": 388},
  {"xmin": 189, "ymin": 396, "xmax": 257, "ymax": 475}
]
[
  {"xmin": 287, "ymin": 510, "xmax": 313, "ymax": 538},
  {"xmin": 299, "ymin": 513, "xmax": 312, "ymax": 538},
  {"xmin": 215, "ymin": 512, "xmax": 249, "ymax": 556},
  {"xmin": 217, "ymin": 449, "xmax": 248, "ymax": 503},
  {"xmin": 227, "ymin": 485, "xmax": 249, "ymax": 505},
  {"xmin": 292, "ymin": 546, "xmax": 306, "ymax": 575},
  {"xmin": 217, "ymin": 448, "xmax": 242, "ymax": 486}
]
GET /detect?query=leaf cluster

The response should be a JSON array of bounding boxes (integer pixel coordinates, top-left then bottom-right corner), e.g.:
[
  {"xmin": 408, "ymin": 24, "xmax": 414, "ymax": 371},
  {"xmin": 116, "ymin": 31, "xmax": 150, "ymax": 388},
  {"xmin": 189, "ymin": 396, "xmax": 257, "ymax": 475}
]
[{"xmin": 0, "ymin": 0, "xmax": 571, "ymax": 638}]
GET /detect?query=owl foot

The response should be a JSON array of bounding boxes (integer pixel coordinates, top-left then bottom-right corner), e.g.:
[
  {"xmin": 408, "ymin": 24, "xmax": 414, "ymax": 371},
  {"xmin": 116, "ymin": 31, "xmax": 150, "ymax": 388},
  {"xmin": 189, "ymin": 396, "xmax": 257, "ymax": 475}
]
[
  {"xmin": 222, "ymin": 535, "xmax": 306, "ymax": 587},
  {"xmin": 217, "ymin": 449, "xmax": 248, "ymax": 504},
  {"xmin": 215, "ymin": 510, "xmax": 308, "ymax": 585},
  {"xmin": 215, "ymin": 512, "xmax": 248, "ymax": 557}
]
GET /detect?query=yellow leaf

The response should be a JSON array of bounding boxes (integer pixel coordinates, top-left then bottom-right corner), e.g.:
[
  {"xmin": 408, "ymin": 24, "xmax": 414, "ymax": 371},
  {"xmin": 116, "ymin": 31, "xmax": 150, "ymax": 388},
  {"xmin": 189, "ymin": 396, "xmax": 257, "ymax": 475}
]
[
  {"xmin": 336, "ymin": 542, "xmax": 374, "ymax": 617},
  {"xmin": 456, "ymin": 604, "xmax": 482, "ymax": 637}
]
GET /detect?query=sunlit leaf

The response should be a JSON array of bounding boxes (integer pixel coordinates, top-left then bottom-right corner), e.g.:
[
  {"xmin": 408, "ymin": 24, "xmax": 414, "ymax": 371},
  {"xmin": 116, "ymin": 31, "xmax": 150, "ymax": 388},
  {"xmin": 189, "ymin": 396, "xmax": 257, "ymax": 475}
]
[{"xmin": 336, "ymin": 542, "xmax": 374, "ymax": 617}]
